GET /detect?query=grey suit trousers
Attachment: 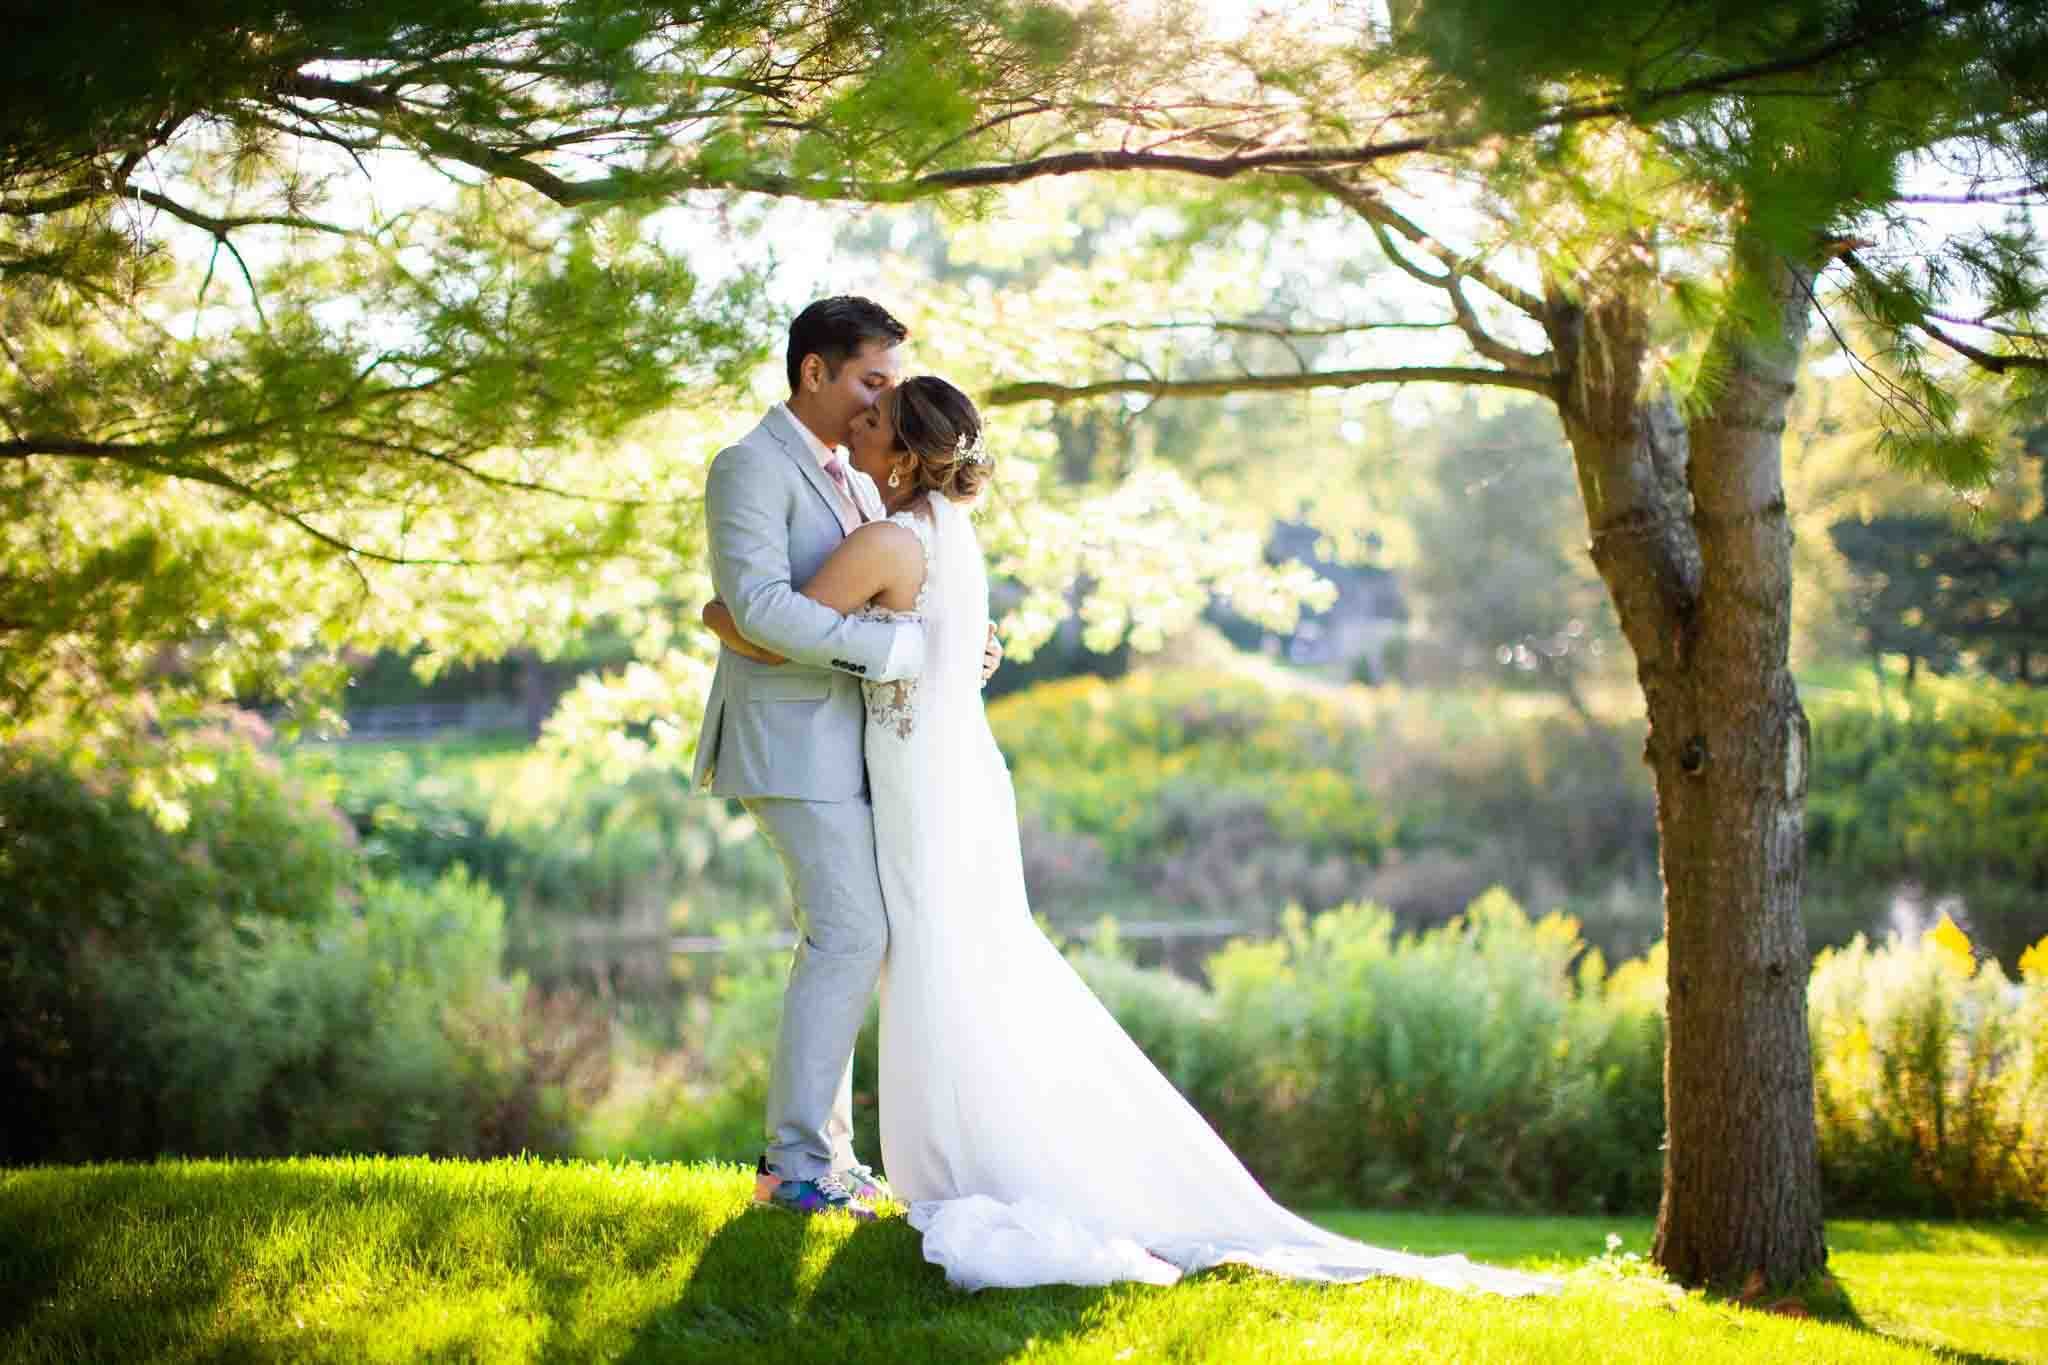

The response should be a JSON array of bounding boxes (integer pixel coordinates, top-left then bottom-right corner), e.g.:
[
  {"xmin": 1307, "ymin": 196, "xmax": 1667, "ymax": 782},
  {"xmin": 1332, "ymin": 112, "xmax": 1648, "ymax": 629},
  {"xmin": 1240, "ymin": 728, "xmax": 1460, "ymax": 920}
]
[{"xmin": 744, "ymin": 790, "xmax": 889, "ymax": 1181}]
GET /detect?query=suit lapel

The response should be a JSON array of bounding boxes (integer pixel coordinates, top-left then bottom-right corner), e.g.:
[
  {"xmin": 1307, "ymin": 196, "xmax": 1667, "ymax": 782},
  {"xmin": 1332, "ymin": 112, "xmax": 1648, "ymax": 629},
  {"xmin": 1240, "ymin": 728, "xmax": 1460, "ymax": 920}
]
[{"xmin": 763, "ymin": 406, "xmax": 849, "ymax": 533}]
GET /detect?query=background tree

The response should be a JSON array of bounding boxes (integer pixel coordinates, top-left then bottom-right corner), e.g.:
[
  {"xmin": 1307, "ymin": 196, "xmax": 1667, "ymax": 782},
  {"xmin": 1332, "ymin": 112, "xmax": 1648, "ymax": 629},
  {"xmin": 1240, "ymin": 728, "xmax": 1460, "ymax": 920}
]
[
  {"xmin": 1829, "ymin": 517, "xmax": 1967, "ymax": 682},
  {"xmin": 1397, "ymin": 395, "xmax": 1625, "ymax": 720},
  {"xmin": 1833, "ymin": 435, "xmax": 2048, "ymax": 683}
]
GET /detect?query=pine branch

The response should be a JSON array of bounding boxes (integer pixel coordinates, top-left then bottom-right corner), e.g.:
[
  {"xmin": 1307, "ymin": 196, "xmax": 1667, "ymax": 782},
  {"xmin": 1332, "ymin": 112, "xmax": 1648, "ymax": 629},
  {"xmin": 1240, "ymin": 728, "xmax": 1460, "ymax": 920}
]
[
  {"xmin": 0, "ymin": 433, "xmax": 644, "ymax": 504},
  {"xmin": 132, "ymin": 189, "xmax": 361, "ymax": 240},
  {"xmin": 7, "ymin": 0, "xmax": 1998, "ymax": 233},
  {"xmin": 1838, "ymin": 250, "xmax": 2048, "ymax": 376},
  {"xmin": 1302, "ymin": 171, "xmax": 1547, "ymax": 322},
  {"xmin": 1916, "ymin": 316, "xmax": 2048, "ymax": 374},
  {"xmin": 1086, "ymin": 318, "xmax": 1462, "ymax": 338},
  {"xmin": 0, "ymin": 185, "xmax": 102, "ymax": 217},
  {"xmin": 1924, "ymin": 310, "xmax": 2048, "ymax": 343},
  {"xmin": 0, "ymin": 438, "xmax": 634, "ymax": 566},
  {"xmin": 985, "ymin": 365, "xmax": 1557, "ymax": 406},
  {"xmin": 1896, "ymin": 181, "xmax": 2047, "ymax": 205}
]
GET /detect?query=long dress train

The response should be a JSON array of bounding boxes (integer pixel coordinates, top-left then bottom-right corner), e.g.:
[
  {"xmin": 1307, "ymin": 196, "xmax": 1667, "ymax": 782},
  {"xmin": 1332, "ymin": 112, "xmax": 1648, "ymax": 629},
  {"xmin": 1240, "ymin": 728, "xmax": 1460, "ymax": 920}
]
[{"xmin": 858, "ymin": 492, "xmax": 1558, "ymax": 1296}]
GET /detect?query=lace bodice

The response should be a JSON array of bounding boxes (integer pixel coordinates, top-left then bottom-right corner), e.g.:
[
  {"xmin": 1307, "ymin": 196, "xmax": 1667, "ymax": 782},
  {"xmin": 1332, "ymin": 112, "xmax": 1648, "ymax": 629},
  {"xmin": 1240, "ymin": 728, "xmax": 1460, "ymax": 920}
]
[{"xmin": 858, "ymin": 502, "xmax": 935, "ymax": 740}]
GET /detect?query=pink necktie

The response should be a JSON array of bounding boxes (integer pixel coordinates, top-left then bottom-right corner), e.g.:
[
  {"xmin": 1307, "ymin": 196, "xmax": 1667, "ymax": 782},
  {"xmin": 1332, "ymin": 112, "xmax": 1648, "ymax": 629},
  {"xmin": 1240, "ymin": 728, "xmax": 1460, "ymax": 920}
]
[{"xmin": 824, "ymin": 457, "xmax": 863, "ymax": 527}]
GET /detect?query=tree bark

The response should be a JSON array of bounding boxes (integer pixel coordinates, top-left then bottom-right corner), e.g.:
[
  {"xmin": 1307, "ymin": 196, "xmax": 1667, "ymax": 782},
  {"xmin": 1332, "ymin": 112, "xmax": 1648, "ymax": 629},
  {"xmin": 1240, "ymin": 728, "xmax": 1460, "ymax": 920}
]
[{"xmin": 1545, "ymin": 241, "xmax": 1827, "ymax": 1288}]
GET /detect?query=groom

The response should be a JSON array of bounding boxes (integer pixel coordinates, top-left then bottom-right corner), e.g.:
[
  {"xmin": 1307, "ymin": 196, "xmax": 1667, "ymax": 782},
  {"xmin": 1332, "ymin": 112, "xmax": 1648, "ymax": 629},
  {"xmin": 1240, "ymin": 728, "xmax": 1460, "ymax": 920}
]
[{"xmin": 693, "ymin": 296, "xmax": 998, "ymax": 1218}]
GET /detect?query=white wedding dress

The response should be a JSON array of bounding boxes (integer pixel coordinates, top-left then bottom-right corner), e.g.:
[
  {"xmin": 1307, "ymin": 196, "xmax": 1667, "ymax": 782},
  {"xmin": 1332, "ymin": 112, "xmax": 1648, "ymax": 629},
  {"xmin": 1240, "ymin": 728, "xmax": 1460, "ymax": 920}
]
[{"xmin": 858, "ymin": 492, "xmax": 1556, "ymax": 1296}]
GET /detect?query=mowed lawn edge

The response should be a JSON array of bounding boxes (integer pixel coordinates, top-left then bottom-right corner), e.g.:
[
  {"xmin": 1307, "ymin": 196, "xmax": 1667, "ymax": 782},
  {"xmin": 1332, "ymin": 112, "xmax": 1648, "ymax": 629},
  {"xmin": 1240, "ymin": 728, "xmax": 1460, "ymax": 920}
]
[{"xmin": 2, "ymin": 1157, "xmax": 2042, "ymax": 1364}]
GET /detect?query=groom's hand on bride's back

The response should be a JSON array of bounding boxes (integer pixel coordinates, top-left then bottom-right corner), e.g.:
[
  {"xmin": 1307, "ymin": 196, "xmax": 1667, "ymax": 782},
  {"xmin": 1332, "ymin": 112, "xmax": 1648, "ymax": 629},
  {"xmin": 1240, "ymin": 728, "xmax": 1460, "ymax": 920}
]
[{"xmin": 981, "ymin": 624, "xmax": 1002, "ymax": 685}]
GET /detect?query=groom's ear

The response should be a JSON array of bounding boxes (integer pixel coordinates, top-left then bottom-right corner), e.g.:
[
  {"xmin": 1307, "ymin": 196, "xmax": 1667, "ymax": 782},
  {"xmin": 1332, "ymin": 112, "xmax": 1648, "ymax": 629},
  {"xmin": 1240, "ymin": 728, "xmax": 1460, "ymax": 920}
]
[{"xmin": 798, "ymin": 352, "xmax": 824, "ymax": 393}]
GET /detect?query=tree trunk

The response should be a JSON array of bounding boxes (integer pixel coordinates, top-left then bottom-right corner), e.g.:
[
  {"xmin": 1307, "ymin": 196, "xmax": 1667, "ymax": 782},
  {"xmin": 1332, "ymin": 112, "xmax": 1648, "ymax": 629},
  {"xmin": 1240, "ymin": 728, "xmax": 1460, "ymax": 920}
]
[
  {"xmin": 518, "ymin": 647, "xmax": 553, "ymax": 740},
  {"xmin": 1545, "ymin": 241, "xmax": 1827, "ymax": 1288}
]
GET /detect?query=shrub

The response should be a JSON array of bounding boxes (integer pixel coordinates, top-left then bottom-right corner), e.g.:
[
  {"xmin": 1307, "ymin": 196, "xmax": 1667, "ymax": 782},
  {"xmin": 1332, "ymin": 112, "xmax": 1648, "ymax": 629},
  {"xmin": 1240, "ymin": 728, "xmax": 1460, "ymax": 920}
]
[
  {"xmin": 571, "ymin": 917, "xmax": 885, "ymax": 1168},
  {"xmin": 290, "ymin": 742, "xmax": 785, "ymax": 976},
  {"xmin": 987, "ymin": 670, "xmax": 1660, "ymax": 952},
  {"xmin": 1, "ymin": 736, "xmax": 608, "ymax": 1164},
  {"xmin": 0, "ymin": 729, "xmax": 355, "ymax": 949},
  {"xmin": 1064, "ymin": 892, "xmax": 1668, "ymax": 1214},
  {"xmin": 577, "ymin": 888, "xmax": 2044, "ymax": 1220},
  {"xmin": 988, "ymin": 672, "xmax": 1400, "ymax": 868},
  {"xmin": 1015, "ymin": 811, "xmax": 1124, "ymax": 911},
  {"xmin": 0, "ymin": 735, "xmax": 357, "ymax": 1161},
  {"xmin": 1806, "ymin": 675, "xmax": 2048, "ymax": 966},
  {"xmin": 47, "ymin": 868, "xmax": 601, "ymax": 1161},
  {"xmin": 302, "ymin": 746, "xmax": 527, "ymax": 891},
  {"xmin": 1069, "ymin": 943, "xmax": 1236, "ymax": 1110},
  {"xmin": 1809, "ymin": 917, "xmax": 2048, "ymax": 1216},
  {"xmin": 1066, "ymin": 894, "xmax": 2046, "ymax": 1219},
  {"xmin": 1199, "ymin": 893, "xmax": 1666, "ymax": 1211}
]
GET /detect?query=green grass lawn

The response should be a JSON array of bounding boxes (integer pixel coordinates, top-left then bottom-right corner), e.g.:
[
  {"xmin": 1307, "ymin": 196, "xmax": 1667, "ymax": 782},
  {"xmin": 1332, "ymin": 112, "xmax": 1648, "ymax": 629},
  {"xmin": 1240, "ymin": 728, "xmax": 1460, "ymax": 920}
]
[{"xmin": 3, "ymin": 1158, "xmax": 2042, "ymax": 1364}]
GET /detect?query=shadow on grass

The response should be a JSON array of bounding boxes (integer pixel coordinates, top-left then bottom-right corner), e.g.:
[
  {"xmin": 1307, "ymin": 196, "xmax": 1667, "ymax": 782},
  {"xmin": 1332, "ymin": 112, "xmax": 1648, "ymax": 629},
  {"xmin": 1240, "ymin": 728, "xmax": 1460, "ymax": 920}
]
[
  {"xmin": 619, "ymin": 1205, "xmax": 847, "ymax": 1360},
  {"xmin": 1828, "ymin": 1218, "xmax": 2048, "ymax": 1258},
  {"xmin": 619, "ymin": 1207, "xmax": 1125, "ymax": 1365},
  {"xmin": 0, "ymin": 1162, "xmax": 340, "ymax": 1359},
  {"xmin": 1717, "ymin": 1275, "xmax": 2027, "ymax": 1365},
  {"xmin": 0, "ymin": 1159, "xmax": 738, "ymax": 1360}
]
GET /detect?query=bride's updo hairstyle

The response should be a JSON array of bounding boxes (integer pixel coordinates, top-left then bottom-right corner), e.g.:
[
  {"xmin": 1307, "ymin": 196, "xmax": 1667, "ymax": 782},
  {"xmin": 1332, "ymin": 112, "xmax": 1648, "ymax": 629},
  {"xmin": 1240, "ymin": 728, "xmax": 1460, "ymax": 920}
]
[{"xmin": 889, "ymin": 376, "xmax": 992, "ymax": 501}]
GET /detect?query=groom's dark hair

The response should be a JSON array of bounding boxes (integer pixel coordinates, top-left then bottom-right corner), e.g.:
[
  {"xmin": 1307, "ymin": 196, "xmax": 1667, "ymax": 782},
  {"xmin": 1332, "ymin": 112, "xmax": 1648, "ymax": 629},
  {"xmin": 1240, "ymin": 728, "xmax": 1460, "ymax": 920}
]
[{"xmin": 786, "ymin": 296, "xmax": 908, "ymax": 392}]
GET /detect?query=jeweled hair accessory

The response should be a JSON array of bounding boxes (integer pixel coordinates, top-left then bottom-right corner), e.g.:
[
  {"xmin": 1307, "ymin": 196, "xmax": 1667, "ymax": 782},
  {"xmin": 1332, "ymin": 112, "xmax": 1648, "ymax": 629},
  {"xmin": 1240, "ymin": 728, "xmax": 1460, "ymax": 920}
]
[{"xmin": 956, "ymin": 431, "xmax": 992, "ymax": 465}]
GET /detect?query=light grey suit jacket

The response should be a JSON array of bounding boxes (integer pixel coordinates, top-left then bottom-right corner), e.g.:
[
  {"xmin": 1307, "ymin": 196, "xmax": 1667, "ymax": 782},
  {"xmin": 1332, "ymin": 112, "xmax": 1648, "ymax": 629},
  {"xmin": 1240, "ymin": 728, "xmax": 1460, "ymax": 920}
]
[{"xmin": 692, "ymin": 406, "xmax": 921, "ymax": 801}]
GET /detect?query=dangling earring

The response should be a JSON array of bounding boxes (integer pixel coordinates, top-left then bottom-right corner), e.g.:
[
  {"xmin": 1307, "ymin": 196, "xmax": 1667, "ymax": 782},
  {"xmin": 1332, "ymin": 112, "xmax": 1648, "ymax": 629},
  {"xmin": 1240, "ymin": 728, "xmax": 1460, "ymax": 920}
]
[{"xmin": 887, "ymin": 466, "xmax": 902, "ymax": 489}]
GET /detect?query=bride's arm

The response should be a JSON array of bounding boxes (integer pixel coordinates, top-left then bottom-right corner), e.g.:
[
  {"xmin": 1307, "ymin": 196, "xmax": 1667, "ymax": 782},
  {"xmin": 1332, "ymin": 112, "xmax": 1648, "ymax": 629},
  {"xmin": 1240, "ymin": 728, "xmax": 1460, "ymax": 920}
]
[
  {"xmin": 795, "ymin": 521, "xmax": 925, "ymax": 615},
  {"xmin": 701, "ymin": 601, "xmax": 787, "ymax": 664},
  {"xmin": 701, "ymin": 523, "xmax": 921, "ymax": 664}
]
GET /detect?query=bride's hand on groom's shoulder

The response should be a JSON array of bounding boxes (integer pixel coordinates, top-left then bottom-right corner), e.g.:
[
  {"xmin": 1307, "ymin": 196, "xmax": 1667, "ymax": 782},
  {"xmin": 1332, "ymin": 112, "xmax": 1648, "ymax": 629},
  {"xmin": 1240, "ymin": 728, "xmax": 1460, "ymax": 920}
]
[{"xmin": 701, "ymin": 599, "xmax": 787, "ymax": 666}]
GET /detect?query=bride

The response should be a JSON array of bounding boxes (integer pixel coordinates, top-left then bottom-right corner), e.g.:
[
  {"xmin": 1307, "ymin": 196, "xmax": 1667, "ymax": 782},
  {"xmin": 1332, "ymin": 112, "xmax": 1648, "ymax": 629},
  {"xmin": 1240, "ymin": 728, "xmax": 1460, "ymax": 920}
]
[{"xmin": 703, "ymin": 377, "xmax": 1555, "ymax": 1296}]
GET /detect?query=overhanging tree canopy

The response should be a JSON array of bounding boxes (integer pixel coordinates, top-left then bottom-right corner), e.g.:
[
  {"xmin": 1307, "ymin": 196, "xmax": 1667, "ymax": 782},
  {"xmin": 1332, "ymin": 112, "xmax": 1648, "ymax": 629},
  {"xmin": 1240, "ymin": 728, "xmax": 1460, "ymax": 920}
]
[{"xmin": 0, "ymin": 0, "xmax": 1214, "ymax": 732}]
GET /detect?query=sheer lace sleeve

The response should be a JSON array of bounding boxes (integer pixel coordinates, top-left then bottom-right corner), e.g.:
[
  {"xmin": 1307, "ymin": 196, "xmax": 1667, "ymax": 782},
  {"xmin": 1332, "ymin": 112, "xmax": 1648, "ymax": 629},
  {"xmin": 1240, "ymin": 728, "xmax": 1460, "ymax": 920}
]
[{"xmin": 859, "ymin": 500, "xmax": 939, "ymax": 739}]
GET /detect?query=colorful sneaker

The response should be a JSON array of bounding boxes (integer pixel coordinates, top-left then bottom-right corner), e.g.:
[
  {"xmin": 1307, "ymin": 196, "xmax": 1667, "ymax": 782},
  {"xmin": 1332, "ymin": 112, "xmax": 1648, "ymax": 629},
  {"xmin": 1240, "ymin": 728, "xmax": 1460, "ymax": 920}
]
[
  {"xmin": 838, "ymin": 1162, "xmax": 893, "ymax": 1205},
  {"xmin": 762, "ymin": 1170, "xmax": 875, "ymax": 1220}
]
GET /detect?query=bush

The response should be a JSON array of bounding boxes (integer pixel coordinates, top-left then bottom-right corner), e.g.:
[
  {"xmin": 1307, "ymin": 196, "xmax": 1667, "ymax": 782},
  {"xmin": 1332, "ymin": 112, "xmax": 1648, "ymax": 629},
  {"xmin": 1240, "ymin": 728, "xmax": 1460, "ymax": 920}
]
[
  {"xmin": 1809, "ymin": 918, "xmax": 2048, "ymax": 1216},
  {"xmin": 1200, "ymin": 893, "xmax": 1666, "ymax": 1212},
  {"xmin": 1, "ymin": 734, "xmax": 359, "ymax": 1160},
  {"xmin": 1, "ymin": 736, "xmax": 608, "ymax": 1164},
  {"xmin": 993, "ymin": 666, "xmax": 2048, "ymax": 970},
  {"xmin": 988, "ymin": 669, "xmax": 1658, "ymax": 952},
  {"xmin": 82, "ymin": 869, "xmax": 490, "ymax": 1157},
  {"xmin": 35, "ymin": 868, "xmax": 604, "ymax": 1161},
  {"xmin": 1807, "ymin": 674, "xmax": 2048, "ymax": 966},
  {"xmin": 289, "ymin": 742, "xmax": 785, "ymax": 987},
  {"xmin": 1069, "ymin": 894, "xmax": 2047, "ymax": 1219},
  {"xmin": 300, "ymin": 745, "xmax": 528, "ymax": 892},
  {"xmin": 0, "ymin": 727, "xmax": 355, "ymax": 950},
  {"xmin": 1067, "ymin": 892, "xmax": 1667, "ymax": 1213},
  {"xmin": 989, "ymin": 672, "xmax": 1400, "ymax": 868}
]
